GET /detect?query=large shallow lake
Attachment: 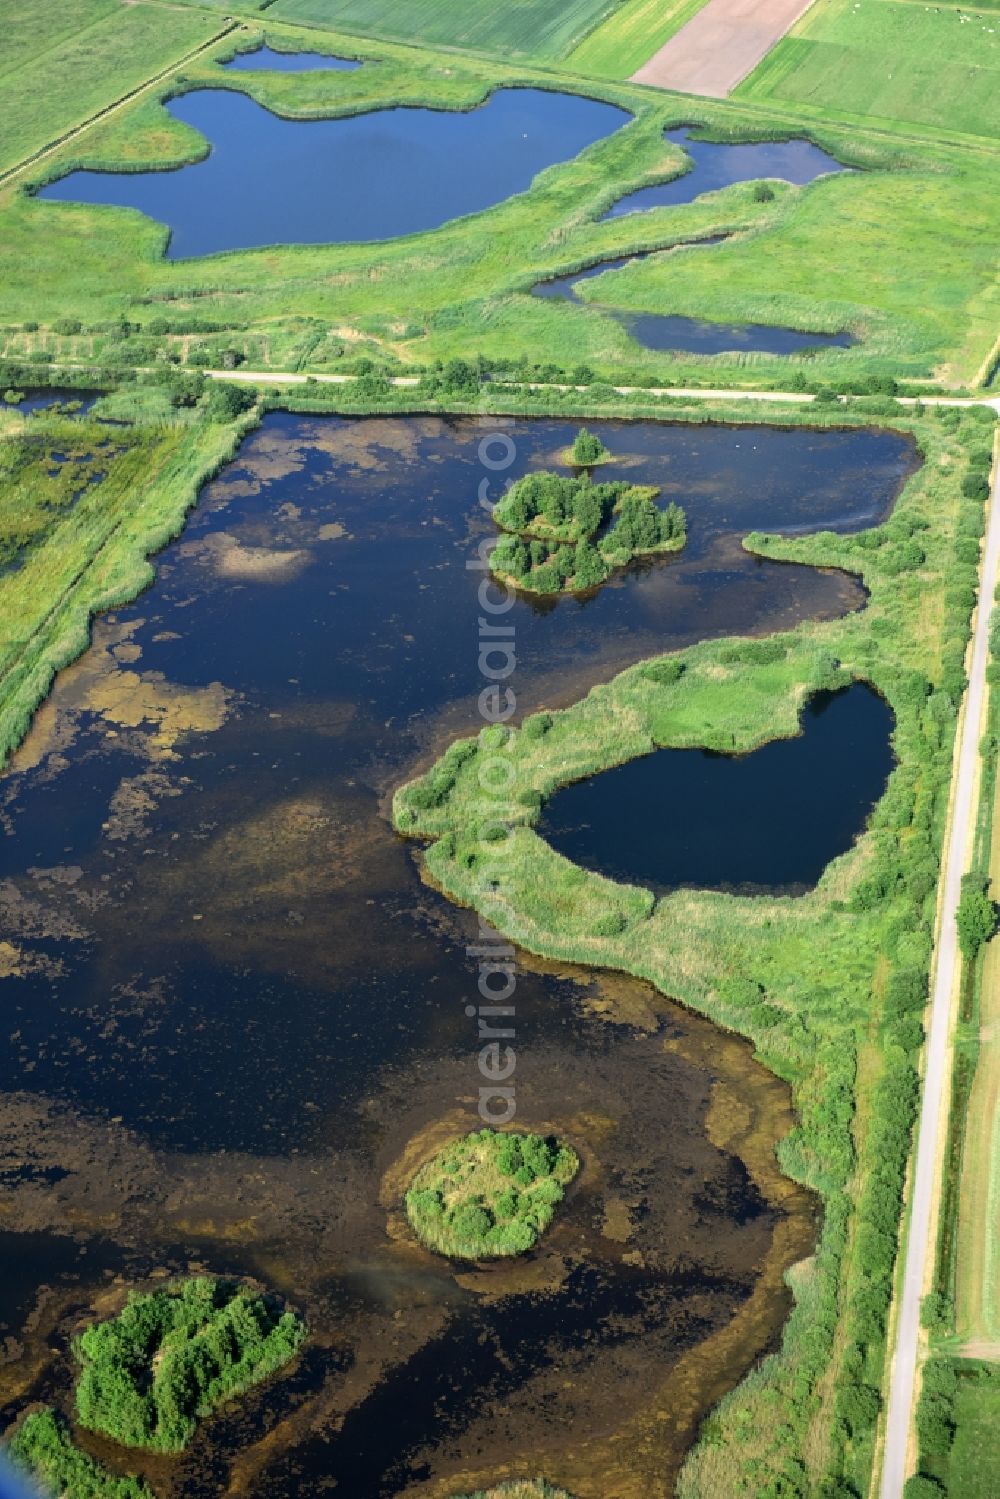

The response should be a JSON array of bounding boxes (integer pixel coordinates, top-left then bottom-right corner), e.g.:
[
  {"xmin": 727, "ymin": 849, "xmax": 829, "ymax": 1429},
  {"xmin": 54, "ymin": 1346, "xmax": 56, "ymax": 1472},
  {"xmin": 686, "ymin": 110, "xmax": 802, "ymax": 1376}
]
[
  {"xmin": 0, "ymin": 413, "xmax": 915, "ymax": 1495},
  {"xmin": 38, "ymin": 87, "xmax": 629, "ymax": 256}
]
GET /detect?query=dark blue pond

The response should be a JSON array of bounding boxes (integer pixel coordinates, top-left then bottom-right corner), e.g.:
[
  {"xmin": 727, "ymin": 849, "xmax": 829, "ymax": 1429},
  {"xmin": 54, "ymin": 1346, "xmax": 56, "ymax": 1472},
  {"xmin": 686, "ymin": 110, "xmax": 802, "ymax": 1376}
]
[
  {"xmin": 603, "ymin": 126, "xmax": 846, "ymax": 219},
  {"xmin": 221, "ymin": 45, "xmax": 361, "ymax": 72},
  {"xmin": 38, "ymin": 87, "xmax": 630, "ymax": 257},
  {"xmin": 533, "ymin": 250, "xmax": 855, "ymax": 355},
  {"xmin": 540, "ymin": 684, "xmax": 894, "ymax": 895}
]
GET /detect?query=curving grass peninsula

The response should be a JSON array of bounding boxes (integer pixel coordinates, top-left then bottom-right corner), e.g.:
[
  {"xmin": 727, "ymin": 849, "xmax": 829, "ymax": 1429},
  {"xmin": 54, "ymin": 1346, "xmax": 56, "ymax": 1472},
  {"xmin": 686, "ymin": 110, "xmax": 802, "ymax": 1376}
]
[
  {"xmin": 74, "ymin": 1276, "xmax": 305, "ymax": 1453},
  {"xmin": 8, "ymin": 1409, "xmax": 152, "ymax": 1499},
  {"xmin": 406, "ymin": 1128, "xmax": 579, "ymax": 1258},
  {"xmin": 491, "ymin": 470, "xmax": 685, "ymax": 594}
]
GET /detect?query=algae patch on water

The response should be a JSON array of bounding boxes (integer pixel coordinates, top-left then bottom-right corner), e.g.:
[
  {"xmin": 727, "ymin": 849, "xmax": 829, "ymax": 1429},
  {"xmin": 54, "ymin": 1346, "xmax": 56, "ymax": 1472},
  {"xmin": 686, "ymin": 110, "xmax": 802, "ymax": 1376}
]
[{"xmin": 406, "ymin": 1128, "xmax": 579, "ymax": 1259}]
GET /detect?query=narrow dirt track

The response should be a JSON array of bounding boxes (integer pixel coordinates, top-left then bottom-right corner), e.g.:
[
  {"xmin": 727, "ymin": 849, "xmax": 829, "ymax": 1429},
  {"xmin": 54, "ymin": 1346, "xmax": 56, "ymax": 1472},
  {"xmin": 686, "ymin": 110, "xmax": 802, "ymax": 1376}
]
[{"xmin": 630, "ymin": 0, "xmax": 817, "ymax": 97}]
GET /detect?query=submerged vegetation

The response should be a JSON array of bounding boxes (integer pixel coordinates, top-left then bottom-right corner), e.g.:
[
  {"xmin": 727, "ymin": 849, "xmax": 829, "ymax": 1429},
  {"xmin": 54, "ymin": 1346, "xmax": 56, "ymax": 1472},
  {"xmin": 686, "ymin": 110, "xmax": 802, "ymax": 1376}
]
[
  {"xmin": 74, "ymin": 1276, "xmax": 305, "ymax": 1452},
  {"xmin": 406, "ymin": 1128, "xmax": 580, "ymax": 1258},
  {"xmin": 491, "ymin": 470, "xmax": 685, "ymax": 593},
  {"xmin": 9, "ymin": 1410, "xmax": 151, "ymax": 1499},
  {"xmin": 0, "ymin": 384, "xmax": 256, "ymax": 770}
]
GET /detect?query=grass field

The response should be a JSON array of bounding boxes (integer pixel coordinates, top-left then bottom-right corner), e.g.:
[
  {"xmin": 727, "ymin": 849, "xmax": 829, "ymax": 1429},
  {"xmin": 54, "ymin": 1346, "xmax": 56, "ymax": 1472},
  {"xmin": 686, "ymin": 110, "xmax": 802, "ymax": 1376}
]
[
  {"xmin": 911, "ymin": 1358, "xmax": 1000, "ymax": 1495},
  {"xmin": 945, "ymin": 1372, "xmax": 1000, "ymax": 1495},
  {"xmin": 0, "ymin": 24, "xmax": 997, "ymax": 388},
  {"xmin": 564, "ymin": 0, "xmax": 710, "ymax": 79},
  {"xmin": 0, "ymin": 0, "xmax": 225, "ymax": 177},
  {"xmin": 737, "ymin": 0, "xmax": 1000, "ymax": 140},
  {"xmin": 265, "ymin": 0, "xmax": 622, "ymax": 60}
]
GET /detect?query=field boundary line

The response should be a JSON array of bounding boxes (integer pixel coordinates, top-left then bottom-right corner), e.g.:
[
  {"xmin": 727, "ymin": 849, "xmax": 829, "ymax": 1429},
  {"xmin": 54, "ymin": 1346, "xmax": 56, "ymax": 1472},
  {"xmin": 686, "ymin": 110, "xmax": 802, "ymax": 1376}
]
[{"xmin": 0, "ymin": 18, "xmax": 242, "ymax": 190}]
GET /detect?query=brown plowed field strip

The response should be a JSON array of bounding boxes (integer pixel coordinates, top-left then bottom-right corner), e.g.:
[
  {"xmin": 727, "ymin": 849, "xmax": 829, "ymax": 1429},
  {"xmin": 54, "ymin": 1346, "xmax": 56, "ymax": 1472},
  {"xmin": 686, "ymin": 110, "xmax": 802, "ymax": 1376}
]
[{"xmin": 630, "ymin": 0, "xmax": 816, "ymax": 97}]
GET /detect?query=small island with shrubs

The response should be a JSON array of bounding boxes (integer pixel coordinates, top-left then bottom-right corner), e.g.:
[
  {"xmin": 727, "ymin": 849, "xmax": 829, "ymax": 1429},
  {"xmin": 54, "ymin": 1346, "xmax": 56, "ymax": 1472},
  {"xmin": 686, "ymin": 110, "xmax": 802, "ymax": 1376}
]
[
  {"xmin": 490, "ymin": 469, "xmax": 686, "ymax": 595},
  {"xmin": 566, "ymin": 426, "xmax": 610, "ymax": 466},
  {"xmin": 406, "ymin": 1128, "xmax": 579, "ymax": 1259},
  {"xmin": 73, "ymin": 1275, "xmax": 306, "ymax": 1453}
]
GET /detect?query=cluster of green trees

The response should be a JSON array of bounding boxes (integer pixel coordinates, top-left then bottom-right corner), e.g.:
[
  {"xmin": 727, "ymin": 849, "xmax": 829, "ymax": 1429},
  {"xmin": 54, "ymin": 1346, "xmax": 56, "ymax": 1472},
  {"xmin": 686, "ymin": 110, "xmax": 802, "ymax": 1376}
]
[
  {"xmin": 74, "ymin": 1276, "xmax": 305, "ymax": 1453},
  {"xmin": 491, "ymin": 471, "xmax": 686, "ymax": 594},
  {"xmin": 907, "ymin": 1357, "xmax": 1000, "ymax": 1496},
  {"xmin": 8, "ymin": 1409, "xmax": 152, "ymax": 1499},
  {"xmin": 406, "ymin": 1128, "xmax": 579, "ymax": 1259},
  {"xmin": 956, "ymin": 872, "xmax": 998, "ymax": 960}
]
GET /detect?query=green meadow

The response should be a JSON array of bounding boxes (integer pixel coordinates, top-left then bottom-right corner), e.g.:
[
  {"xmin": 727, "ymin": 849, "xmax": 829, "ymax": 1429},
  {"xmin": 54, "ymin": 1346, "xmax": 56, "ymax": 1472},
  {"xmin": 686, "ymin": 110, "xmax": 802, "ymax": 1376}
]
[
  {"xmin": 266, "ymin": 0, "xmax": 622, "ymax": 60},
  {"xmin": 0, "ymin": 0, "xmax": 226, "ymax": 178},
  {"xmin": 0, "ymin": 20, "xmax": 997, "ymax": 389},
  {"xmin": 737, "ymin": 0, "xmax": 1000, "ymax": 141}
]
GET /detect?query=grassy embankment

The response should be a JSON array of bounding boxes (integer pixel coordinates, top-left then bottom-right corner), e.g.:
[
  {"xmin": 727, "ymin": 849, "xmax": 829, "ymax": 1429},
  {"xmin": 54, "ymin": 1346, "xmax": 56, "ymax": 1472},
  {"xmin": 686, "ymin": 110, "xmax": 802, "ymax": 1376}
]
[
  {"xmin": 736, "ymin": 0, "xmax": 1000, "ymax": 143},
  {"xmin": 0, "ymin": 384, "xmax": 256, "ymax": 769},
  {"xmin": 393, "ymin": 399, "xmax": 997, "ymax": 1496},
  {"xmin": 406, "ymin": 1129, "xmax": 579, "ymax": 1258},
  {"xmin": 0, "ymin": 0, "xmax": 227, "ymax": 179},
  {"xmin": 0, "ymin": 19, "xmax": 997, "ymax": 388}
]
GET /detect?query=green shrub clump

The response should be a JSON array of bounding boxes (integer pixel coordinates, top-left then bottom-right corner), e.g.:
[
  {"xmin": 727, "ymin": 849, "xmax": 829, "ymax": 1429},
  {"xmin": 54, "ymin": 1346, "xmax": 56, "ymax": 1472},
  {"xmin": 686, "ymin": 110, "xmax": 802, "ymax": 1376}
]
[
  {"xmin": 491, "ymin": 471, "xmax": 685, "ymax": 595},
  {"xmin": 8, "ymin": 1408, "xmax": 152, "ymax": 1498},
  {"xmin": 570, "ymin": 427, "xmax": 609, "ymax": 465},
  {"xmin": 73, "ymin": 1276, "xmax": 305, "ymax": 1452},
  {"xmin": 406, "ymin": 1128, "xmax": 579, "ymax": 1259}
]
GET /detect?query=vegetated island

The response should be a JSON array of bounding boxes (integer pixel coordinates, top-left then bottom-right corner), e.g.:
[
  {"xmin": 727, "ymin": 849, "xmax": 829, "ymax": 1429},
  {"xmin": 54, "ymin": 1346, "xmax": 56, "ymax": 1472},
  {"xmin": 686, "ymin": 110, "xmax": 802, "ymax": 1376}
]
[
  {"xmin": 73, "ymin": 1276, "xmax": 306, "ymax": 1452},
  {"xmin": 9, "ymin": 1408, "xmax": 152, "ymax": 1499},
  {"xmin": 564, "ymin": 426, "xmax": 611, "ymax": 467},
  {"xmin": 490, "ymin": 470, "xmax": 686, "ymax": 595},
  {"xmin": 406, "ymin": 1128, "xmax": 579, "ymax": 1258}
]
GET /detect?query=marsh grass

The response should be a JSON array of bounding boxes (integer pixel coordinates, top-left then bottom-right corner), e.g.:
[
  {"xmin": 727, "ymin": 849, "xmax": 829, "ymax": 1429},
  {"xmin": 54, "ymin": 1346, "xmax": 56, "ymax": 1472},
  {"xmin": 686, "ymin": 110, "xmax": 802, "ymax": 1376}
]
[
  {"xmin": 406, "ymin": 1128, "xmax": 579, "ymax": 1259},
  {"xmin": 0, "ymin": 398, "xmax": 256, "ymax": 769}
]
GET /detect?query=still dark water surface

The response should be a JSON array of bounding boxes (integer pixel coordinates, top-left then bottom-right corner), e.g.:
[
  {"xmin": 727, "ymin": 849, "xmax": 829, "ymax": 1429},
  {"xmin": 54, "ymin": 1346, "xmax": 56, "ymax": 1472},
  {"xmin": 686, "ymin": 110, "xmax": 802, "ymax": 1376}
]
[
  {"xmin": 38, "ymin": 88, "xmax": 630, "ymax": 256},
  {"xmin": 533, "ymin": 252, "xmax": 855, "ymax": 355},
  {"xmin": 541, "ymin": 685, "xmax": 894, "ymax": 895},
  {"xmin": 0, "ymin": 415, "xmax": 916, "ymax": 1496},
  {"xmin": 602, "ymin": 126, "xmax": 847, "ymax": 219},
  {"xmin": 221, "ymin": 45, "xmax": 362, "ymax": 71}
]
